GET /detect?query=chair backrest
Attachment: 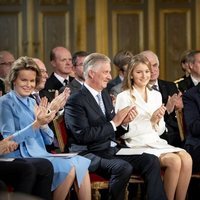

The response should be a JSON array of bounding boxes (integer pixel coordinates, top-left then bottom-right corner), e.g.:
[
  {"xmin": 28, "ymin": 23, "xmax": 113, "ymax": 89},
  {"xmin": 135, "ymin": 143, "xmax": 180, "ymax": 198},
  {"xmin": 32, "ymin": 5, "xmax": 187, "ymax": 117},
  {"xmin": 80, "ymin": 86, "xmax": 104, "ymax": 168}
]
[
  {"xmin": 175, "ymin": 109, "xmax": 186, "ymax": 141},
  {"xmin": 53, "ymin": 114, "xmax": 67, "ymax": 152}
]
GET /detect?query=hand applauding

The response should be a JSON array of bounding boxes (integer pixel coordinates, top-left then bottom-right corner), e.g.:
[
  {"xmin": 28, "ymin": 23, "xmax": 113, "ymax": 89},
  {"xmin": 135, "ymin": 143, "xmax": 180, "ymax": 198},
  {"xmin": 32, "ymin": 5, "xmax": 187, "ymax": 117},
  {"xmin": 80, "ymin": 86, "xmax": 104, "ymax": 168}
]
[
  {"xmin": 0, "ymin": 136, "xmax": 18, "ymax": 155},
  {"xmin": 33, "ymin": 97, "xmax": 56, "ymax": 128}
]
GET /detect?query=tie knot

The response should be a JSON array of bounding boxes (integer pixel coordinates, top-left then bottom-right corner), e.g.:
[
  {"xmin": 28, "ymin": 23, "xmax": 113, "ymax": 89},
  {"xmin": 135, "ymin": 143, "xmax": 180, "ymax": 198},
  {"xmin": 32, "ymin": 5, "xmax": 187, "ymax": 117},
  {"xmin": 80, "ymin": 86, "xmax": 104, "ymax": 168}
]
[
  {"xmin": 152, "ymin": 85, "xmax": 159, "ymax": 91},
  {"xmin": 64, "ymin": 79, "xmax": 68, "ymax": 85}
]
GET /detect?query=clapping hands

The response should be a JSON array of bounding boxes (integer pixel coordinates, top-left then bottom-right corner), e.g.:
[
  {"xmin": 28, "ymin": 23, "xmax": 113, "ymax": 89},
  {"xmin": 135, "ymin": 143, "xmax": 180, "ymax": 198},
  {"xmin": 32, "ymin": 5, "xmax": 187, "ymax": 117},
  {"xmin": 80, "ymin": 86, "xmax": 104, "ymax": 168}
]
[
  {"xmin": 150, "ymin": 104, "xmax": 166, "ymax": 126},
  {"xmin": 113, "ymin": 106, "xmax": 138, "ymax": 127},
  {"xmin": 34, "ymin": 97, "xmax": 56, "ymax": 128},
  {"xmin": 0, "ymin": 136, "xmax": 18, "ymax": 155}
]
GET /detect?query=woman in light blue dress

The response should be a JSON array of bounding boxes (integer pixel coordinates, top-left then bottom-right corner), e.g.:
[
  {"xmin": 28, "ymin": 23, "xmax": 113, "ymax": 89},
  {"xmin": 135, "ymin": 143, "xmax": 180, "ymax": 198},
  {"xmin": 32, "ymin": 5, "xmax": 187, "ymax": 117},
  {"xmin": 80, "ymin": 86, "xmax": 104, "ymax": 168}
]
[{"xmin": 0, "ymin": 56, "xmax": 91, "ymax": 200}]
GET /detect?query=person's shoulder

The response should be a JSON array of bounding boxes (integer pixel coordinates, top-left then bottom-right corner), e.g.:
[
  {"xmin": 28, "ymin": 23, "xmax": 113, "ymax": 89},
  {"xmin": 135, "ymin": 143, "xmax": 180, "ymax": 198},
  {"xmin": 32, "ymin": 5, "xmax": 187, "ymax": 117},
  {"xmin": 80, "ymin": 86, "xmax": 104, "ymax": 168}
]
[
  {"xmin": 159, "ymin": 79, "xmax": 177, "ymax": 88},
  {"xmin": 0, "ymin": 92, "xmax": 13, "ymax": 105},
  {"xmin": 67, "ymin": 88, "xmax": 84, "ymax": 103},
  {"xmin": 184, "ymin": 83, "xmax": 199, "ymax": 95}
]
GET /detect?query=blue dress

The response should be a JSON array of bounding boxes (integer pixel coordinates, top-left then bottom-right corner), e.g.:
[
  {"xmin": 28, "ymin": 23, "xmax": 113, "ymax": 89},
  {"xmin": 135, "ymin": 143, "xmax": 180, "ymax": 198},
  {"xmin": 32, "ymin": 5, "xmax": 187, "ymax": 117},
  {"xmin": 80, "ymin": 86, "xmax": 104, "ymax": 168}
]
[{"xmin": 0, "ymin": 90, "xmax": 90, "ymax": 191}]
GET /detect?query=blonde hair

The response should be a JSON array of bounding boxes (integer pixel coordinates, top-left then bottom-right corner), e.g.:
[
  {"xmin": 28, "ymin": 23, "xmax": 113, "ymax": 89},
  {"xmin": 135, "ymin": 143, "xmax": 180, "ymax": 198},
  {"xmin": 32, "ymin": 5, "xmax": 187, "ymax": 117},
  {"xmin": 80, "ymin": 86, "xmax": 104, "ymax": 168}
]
[{"xmin": 122, "ymin": 54, "xmax": 151, "ymax": 101}]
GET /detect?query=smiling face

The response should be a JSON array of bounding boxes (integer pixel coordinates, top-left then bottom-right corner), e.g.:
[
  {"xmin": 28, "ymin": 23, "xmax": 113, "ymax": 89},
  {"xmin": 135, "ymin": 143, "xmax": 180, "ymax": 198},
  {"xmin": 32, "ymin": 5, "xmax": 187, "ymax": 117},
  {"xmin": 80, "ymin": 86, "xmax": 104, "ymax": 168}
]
[
  {"xmin": 132, "ymin": 63, "xmax": 151, "ymax": 88},
  {"xmin": 87, "ymin": 61, "xmax": 112, "ymax": 92},
  {"xmin": 13, "ymin": 69, "xmax": 36, "ymax": 97}
]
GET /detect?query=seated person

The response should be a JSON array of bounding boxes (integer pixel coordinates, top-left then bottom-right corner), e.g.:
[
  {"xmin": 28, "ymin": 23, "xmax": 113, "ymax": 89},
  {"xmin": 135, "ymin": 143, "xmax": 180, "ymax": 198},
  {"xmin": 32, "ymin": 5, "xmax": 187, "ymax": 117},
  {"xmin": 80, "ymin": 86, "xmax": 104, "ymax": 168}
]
[
  {"xmin": 115, "ymin": 54, "xmax": 192, "ymax": 200},
  {"xmin": 0, "ymin": 136, "xmax": 53, "ymax": 199},
  {"xmin": 0, "ymin": 56, "xmax": 91, "ymax": 200},
  {"xmin": 32, "ymin": 58, "xmax": 70, "ymax": 152},
  {"xmin": 183, "ymin": 82, "xmax": 200, "ymax": 199},
  {"xmin": 107, "ymin": 50, "xmax": 133, "ymax": 93},
  {"xmin": 65, "ymin": 52, "xmax": 167, "ymax": 200}
]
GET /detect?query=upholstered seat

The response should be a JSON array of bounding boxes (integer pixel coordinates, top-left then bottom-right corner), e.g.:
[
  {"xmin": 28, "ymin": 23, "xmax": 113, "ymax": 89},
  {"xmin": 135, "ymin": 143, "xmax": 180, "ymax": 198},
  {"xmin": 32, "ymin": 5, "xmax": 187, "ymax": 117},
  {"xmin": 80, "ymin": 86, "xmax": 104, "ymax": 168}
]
[{"xmin": 53, "ymin": 114, "xmax": 145, "ymax": 199}]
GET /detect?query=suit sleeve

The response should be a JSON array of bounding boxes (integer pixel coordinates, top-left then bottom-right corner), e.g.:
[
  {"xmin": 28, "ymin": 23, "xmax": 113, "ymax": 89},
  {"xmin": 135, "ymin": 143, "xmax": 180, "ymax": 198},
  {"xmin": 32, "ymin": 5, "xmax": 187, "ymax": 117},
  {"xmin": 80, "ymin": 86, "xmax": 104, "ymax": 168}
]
[
  {"xmin": 64, "ymin": 94, "xmax": 116, "ymax": 145},
  {"xmin": 183, "ymin": 90, "xmax": 200, "ymax": 137}
]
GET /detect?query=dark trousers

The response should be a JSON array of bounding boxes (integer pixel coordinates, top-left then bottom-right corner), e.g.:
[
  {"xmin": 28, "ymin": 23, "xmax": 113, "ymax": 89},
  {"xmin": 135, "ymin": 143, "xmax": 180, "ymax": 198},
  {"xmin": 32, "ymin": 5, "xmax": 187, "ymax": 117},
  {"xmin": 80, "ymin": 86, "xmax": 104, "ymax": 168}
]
[
  {"xmin": 86, "ymin": 147, "xmax": 167, "ymax": 200},
  {"xmin": 0, "ymin": 158, "xmax": 53, "ymax": 200},
  {"xmin": 185, "ymin": 145, "xmax": 200, "ymax": 200}
]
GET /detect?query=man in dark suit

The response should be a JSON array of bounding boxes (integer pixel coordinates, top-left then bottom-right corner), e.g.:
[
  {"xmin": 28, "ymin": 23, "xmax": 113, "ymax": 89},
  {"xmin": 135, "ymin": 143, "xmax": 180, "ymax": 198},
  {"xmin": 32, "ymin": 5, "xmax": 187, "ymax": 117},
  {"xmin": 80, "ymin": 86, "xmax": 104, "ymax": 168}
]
[
  {"xmin": 176, "ymin": 50, "xmax": 200, "ymax": 93},
  {"xmin": 0, "ymin": 136, "xmax": 53, "ymax": 200},
  {"xmin": 65, "ymin": 53, "xmax": 167, "ymax": 200},
  {"xmin": 183, "ymin": 82, "xmax": 200, "ymax": 200},
  {"xmin": 0, "ymin": 51, "xmax": 15, "ymax": 95},
  {"xmin": 60, "ymin": 51, "xmax": 89, "ymax": 95},
  {"xmin": 40, "ymin": 46, "xmax": 74, "ymax": 101}
]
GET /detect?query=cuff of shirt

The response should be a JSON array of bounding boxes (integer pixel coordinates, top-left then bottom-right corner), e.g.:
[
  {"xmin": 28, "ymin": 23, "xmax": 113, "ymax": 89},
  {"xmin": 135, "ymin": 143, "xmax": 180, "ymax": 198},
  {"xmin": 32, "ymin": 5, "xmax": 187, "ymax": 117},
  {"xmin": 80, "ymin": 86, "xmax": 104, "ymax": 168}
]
[{"xmin": 110, "ymin": 120, "xmax": 116, "ymax": 131}]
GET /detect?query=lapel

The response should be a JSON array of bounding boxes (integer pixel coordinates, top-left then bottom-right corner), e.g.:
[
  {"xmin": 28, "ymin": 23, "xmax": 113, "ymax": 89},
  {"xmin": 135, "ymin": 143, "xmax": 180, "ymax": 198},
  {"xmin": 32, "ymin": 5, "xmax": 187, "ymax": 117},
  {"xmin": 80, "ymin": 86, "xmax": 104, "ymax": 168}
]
[
  {"xmin": 81, "ymin": 86, "xmax": 105, "ymax": 117},
  {"xmin": 158, "ymin": 79, "xmax": 168, "ymax": 103},
  {"xmin": 196, "ymin": 83, "xmax": 200, "ymax": 100},
  {"xmin": 133, "ymin": 88, "xmax": 154, "ymax": 116},
  {"xmin": 71, "ymin": 79, "xmax": 82, "ymax": 89},
  {"xmin": 81, "ymin": 86, "xmax": 113, "ymax": 119}
]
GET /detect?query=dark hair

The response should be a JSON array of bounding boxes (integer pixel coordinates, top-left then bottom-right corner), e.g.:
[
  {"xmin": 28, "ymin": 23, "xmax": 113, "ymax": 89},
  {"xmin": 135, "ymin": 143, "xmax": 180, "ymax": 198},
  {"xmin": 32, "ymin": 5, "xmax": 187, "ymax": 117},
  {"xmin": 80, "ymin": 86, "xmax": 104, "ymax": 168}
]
[
  {"xmin": 113, "ymin": 50, "xmax": 133, "ymax": 71},
  {"xmin": 186, "ymin": 50, "xmax": 200, "ymax": 64},
  {"xmin": 180, "ymin": 50, "xmax": 195, "ymax": 65},
  {"xmin": 72, "ymin": 51, "xmax": 89, "ymax": 66},
  {"xmin": 50, "ymin": 48, "xmax": 56, "ymax": 61}
]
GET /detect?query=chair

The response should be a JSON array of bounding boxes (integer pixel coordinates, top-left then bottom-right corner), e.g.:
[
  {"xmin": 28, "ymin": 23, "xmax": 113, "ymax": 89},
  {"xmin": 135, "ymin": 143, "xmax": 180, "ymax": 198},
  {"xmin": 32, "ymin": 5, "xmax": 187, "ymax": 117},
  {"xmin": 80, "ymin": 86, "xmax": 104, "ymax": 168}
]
[
  {"xmin": 175, "ymin": 109, "xmax": 200, "ymax": 179},
  {"xmin": 53, "ymin": 114, "xmax": 109, "ymax": 199},
  {"xmin": 53, "ymin": 114, "xmax": 67, "ymax": 153},
  {"xmin": 53, "ymin": 114, "xmax": 146, "ymax": 199},
  {"xmin": 175, "ymin": 109, "xmax": 185, "ymax": 142}
]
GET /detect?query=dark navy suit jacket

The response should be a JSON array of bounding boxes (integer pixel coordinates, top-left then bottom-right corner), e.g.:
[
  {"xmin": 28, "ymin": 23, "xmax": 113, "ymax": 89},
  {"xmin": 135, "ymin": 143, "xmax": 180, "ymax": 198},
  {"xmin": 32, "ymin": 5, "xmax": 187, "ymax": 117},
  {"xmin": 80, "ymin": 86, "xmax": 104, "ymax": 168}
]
[
  {"xmin": 64, "ymin": 86, "xmax": 127, "ymax": 170},
  {"xmin": 183, "ymin": 83, "xmax": 200, "ymax": 149},
  {"xmin": 40, "ymin": 73, "xmax": 74, "ymax": 101}
]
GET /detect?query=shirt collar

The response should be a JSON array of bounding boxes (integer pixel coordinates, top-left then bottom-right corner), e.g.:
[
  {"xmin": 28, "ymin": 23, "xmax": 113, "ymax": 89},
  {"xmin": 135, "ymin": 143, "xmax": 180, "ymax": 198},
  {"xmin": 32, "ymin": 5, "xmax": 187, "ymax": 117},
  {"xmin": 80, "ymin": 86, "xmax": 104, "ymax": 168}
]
[
  {"xmin": 54, "ymin": 72, "xmax": 68, "ymax": 85},
  {"xmin": 191, "ymin": 75, "xmax": 200, "ymax": 86}
]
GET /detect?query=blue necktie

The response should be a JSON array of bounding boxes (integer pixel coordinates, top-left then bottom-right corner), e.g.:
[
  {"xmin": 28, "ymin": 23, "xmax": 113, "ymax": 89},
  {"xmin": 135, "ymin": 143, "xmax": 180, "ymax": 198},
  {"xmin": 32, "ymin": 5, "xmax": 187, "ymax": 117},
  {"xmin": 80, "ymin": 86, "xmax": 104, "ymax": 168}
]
[{"xmin": 96, "ymin": 93, "xmax": 105, "ymax": 115}]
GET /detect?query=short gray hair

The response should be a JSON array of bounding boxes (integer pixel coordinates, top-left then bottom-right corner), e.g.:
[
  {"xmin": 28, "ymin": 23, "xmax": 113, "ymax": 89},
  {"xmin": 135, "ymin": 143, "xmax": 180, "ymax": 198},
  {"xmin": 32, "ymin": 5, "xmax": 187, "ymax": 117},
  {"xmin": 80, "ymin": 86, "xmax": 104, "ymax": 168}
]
[{"xmin": 83, "ymin": 53, "xmax": 111, "ymax": 79}]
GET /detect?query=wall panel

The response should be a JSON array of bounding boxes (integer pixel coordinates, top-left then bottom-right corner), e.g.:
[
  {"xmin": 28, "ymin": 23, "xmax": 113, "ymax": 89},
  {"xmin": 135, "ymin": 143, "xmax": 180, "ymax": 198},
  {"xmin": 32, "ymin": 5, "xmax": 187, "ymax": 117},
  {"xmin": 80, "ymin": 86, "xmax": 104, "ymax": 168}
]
[{"xmin": 159, "ymin": 9, "xmax": 192, "ymax": 81}]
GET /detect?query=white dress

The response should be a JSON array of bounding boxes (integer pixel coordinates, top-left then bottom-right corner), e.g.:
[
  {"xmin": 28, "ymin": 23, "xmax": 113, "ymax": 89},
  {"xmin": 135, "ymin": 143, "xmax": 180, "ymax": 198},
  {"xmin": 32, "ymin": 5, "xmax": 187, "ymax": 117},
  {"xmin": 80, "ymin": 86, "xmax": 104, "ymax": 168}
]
[{"xmin": 115, "ymin": 87, "xmax": 183, "ymax": 157}]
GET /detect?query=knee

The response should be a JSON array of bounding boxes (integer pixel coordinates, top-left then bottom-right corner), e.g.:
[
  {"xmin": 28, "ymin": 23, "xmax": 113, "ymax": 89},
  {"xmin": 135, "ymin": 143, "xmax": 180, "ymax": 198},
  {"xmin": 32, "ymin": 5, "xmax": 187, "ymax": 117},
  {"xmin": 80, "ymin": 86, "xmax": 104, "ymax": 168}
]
[
  {"xmin": 40, "ymin": 159, "xmax": 54, "ymax": 176},
  {"xmin": 162, "ymin": 154, "xmax": 182, "ymax": 172},
  {"xmin": 179, "ymin": 151, "xmax": 193, "ymax": 170},
  {"xmin": 143, "ymin": 153, "xmax": 160, "ymax": 167},
  {"xmin": 23, "ymin": 164, "xmax": 37, "ymax": 181},
  {"xmin": 117, "ymin": 162, "xmax": 133, "ymax": 178}
]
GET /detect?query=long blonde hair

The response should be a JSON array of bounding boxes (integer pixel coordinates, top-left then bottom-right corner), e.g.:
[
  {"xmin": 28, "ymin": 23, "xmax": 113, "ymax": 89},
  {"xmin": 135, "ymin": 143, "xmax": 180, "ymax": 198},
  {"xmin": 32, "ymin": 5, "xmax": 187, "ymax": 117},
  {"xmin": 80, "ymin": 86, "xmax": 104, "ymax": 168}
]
[{"xmin": 122, "ymin": 54, "xmax": 151, "ymax": 101}]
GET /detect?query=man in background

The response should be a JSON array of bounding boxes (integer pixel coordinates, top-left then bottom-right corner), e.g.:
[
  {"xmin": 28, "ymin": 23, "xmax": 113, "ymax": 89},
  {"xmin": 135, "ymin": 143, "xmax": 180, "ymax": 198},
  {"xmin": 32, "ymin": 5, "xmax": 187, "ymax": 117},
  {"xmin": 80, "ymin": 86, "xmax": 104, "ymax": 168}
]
[
  {"xmin": 33, "ymin": 58, "xmax": 70, "ymax": 152},
  {"xmin": 0, "ymin": 51, "xmax": 15, "ymax": 95},
  {"xmin": 40, "ymin": 46, "xmax": 73, "ymax": 101},
  {"xmin": 107, "ymin": 50, "xmax": 133, "ymax": 93},
  {"xmin": 60, "ymin": 51, "xmax": 89, "ymax": 95},
  {"xmin": 176, "ymin": 50, "xmax": 200, "ymax": 93}
]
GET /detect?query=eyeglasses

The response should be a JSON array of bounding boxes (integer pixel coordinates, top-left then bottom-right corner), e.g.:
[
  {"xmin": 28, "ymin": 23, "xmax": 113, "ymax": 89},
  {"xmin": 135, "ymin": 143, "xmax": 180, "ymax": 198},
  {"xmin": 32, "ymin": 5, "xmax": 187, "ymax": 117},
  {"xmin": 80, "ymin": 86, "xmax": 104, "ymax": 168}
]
[
  {"xmin": 0, "ymin": 61, "xmax": 14, "ymax": 66},
  {"xmin": 75, "ymin": 63, "xmax": 84, "ymax": 67},
  {"xmin": 40, "ymin": 69, "xmax": 48, "ymax": 74}
]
